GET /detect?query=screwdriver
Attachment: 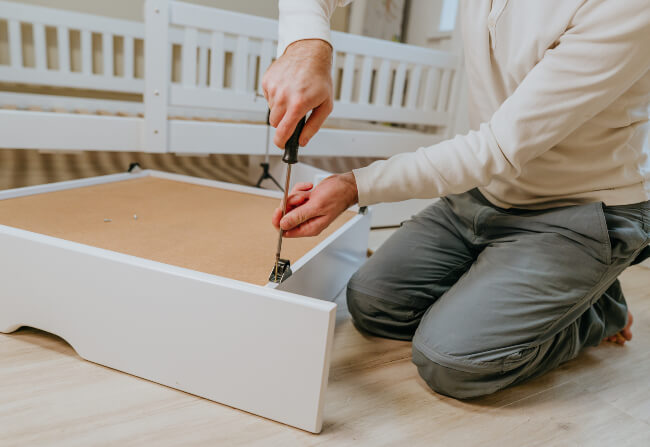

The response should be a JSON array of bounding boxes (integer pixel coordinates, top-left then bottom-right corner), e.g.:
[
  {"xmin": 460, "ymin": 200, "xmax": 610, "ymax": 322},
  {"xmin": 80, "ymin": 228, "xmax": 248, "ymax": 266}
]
[{"xmin": 272, "ymin": 115, "xmax": 307, "ymax": 282}]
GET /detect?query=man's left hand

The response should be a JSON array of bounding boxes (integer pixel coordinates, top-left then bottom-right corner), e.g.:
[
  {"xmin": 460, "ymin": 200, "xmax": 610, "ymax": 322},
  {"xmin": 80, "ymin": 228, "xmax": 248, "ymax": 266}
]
[{"xmin": 272, "ymin": 172, "xmax": 359, "ymax": 237}]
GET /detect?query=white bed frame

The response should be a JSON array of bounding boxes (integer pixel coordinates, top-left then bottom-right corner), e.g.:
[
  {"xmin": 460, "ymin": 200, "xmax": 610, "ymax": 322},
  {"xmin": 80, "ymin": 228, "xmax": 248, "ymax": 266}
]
[
  {"xmin": 0, "ymin": 169, "xmax": 371, "ymax": 433},
  {"xmin": 0, "ymin": 0, "xmax": 462, "ymax": 158}
]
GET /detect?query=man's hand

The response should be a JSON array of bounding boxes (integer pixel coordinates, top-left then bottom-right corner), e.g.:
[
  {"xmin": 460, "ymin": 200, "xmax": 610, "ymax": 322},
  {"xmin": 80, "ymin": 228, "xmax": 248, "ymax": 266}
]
[
  {"xmin": 272, "ymin": 172, "xmax": 358, "ymax": 237},
  {"xmin": 262, "ymin": 39, "xmax": 333, "ymax": 147}
]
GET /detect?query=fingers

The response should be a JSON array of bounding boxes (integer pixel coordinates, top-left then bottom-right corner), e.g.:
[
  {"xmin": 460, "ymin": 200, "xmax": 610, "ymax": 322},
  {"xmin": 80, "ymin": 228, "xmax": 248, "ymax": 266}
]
[
  {"xmin": 284, "ymin": 215, "xmax": 331, "ymax": 238},
  {"xmin": 262, "ymin": 40, "xmax": 333, "ymax": 148},
  {"xmin": 269, "ymin": 172, "xmax": 354, "ymax": 237},
  {"xmin": 262, "ymin": 62, "xmax": 281, "ymax": 112},
  {"xmin": 300, "ymin": 99, "xmax": 332, "ymax": 146},
  {"xmin": 268, "ymin": 102, "xmax": 286, "ymax": 129},
  {"xmin": 264, "ymin": 67, "xmax": 310, "ymax": 148},
  {"xmin": 274, "ymin": 98, "xmax": 333, "ymax": 148},
  {"xmin": 271, "ymin": 196, "xmax": 309, "ymax": 229},
  {"xmin": 274, "ymin": 106, "xmax": 306, "ymax": 148},
  {"xmin": 271, "ymin": 186, "xmax": 312, "ymax": 229},
  {"xmin": 291, "ymin": 182, "xmax": 313, "ymax": 194},
  {"xmin": 271, "ymin": 207, "xmax": 283, "ymax": 229},
  {"xmin": 280, "ymin": 200, "xmax": 320, "ymax": 232},
  {"xmin": 284, "ymin": 191, "xmax": 311, "ymax": 213},
  {"xmin": 282, "ymin": 185, "xmax": 312, "ymax": 213}
]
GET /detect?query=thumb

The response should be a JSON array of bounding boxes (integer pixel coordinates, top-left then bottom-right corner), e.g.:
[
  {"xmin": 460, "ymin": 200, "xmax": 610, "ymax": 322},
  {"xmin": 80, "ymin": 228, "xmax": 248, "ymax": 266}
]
[{"xmin": 280, "ymin": 200, "xmax": 320, "ymax": 231}]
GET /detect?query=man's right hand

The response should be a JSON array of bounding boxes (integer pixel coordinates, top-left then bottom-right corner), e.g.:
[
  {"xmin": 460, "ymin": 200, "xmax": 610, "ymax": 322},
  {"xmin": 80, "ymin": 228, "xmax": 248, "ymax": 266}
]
[{"xmin": 262, "ymin": 39, "xmax": 333, "ymax": 147}]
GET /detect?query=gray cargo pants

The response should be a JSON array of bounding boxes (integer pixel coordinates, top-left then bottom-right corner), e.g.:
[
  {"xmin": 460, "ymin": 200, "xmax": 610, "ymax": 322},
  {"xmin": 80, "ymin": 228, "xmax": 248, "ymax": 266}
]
[{"xmin": 347, "ymin": 189, "xmax": 650, "ymax": 399}]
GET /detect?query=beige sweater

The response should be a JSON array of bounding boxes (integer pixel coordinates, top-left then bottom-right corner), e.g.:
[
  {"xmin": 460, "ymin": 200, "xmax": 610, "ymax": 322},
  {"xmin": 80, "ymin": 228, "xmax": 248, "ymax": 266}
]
[{"xmin": 278, "ymin": 0, "xmax": 650, "ymax": 209}]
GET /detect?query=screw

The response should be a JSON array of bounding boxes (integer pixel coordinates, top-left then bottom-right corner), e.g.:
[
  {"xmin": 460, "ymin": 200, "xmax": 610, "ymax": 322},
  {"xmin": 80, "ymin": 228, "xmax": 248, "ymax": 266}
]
[
  {"xmin": 104, "ymin": 218, "xmax": 112, "ymax": 223},
  {"xmin": 154, "ymin": 89, "xmax": 159, "ymax": 96},
  {"xmin": 154, "ymin": 129, "xmax": 159, "ymax": 134},
  {"xmin": 154, "ymin": 8, "xmax": 160, "ymax": 14},
  {"xmin": 133, "ymin": 214, "xmax": 138, "ymax": 220}
]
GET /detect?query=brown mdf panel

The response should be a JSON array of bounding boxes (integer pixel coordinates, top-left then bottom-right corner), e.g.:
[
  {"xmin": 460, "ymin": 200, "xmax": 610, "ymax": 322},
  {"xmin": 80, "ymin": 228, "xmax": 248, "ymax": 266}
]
[{"xmin": 0, "ymin": 177, "xmax": 355, "ymax": 286}]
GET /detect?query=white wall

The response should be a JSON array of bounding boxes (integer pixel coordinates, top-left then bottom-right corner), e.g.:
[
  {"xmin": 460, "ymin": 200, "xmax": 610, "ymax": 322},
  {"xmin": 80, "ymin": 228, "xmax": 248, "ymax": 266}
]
[
  {"xmin": 348, "ymin": 0, "xmax": 406, "ymax": 41},
  {"xmin": 405, "ymin": 0, "xmax": 452, "ymax": 50},
  {"xmin": 405, "ymin": 0, "xmax": 440, "ymax": 47}
]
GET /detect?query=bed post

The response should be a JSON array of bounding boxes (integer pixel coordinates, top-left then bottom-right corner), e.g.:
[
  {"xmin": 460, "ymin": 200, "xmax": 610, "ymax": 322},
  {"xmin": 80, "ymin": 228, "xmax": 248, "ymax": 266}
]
[{"xmin": 143, "ymin": 0, "xmax": 170, "ymax": 152}]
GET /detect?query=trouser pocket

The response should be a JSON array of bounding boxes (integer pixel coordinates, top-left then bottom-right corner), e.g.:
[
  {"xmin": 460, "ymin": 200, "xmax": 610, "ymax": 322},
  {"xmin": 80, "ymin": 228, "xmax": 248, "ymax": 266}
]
[{"xmin": 599, "ymin": 202, "xmax": 650, "ymax": 265}]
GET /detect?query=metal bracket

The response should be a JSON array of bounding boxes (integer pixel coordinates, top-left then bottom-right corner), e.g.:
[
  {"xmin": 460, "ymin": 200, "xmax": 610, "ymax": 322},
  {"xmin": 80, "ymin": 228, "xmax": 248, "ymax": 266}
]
[{"xmin": 268, "ymin": 259, "xmax": 292, "ymax": 283}]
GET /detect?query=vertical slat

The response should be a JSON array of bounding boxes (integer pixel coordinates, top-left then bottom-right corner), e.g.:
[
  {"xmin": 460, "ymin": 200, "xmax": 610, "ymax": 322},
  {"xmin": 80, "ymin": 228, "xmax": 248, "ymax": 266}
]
[
  {"xmin": 103, "ymin": 33, "xmax": 113, "ymax": 76},
  {"xmin": 257, "ymin": 39, "xmax": 273, "ymax": 94},
  {"xmin": 436, "ymin": 69, "xmax": 452, "ymax": 111},
  {"xmin": 80, "ymin": 30, "xmax": 92, "ymax": 75},
  {"xmin": 247, "ymin": 53, "xmax": 257, "ymax": 92},
  {"xmin": 209, "ymin": 31, "xmax": 224, "ymax": 89},
  {"xmin": 33, "ymin": 23, "xmax": 47, "ymax": 70},
  {"xmin": 182, "ymin": 27, "xmax": 198, "ymax": 86},
  {"xmin": 8, "ymin": 20, "xmax": 23, "ymax": 68},
  {"xmin": 123, "ymin": 36, "xmax": 134, "ymax": 79},
  {"xmin": 339, "ymin": 53, "xmax": 356, "ymax": 103},
  {"xmin": 197, "ymin": 44, "xmax": 208, "ymax": 87},
  {"xmin": 406, "ymin": 65, "xmax": 422, "ymax": 109},
  {"xmin": 331, "ymin": 51, "xmax": 338, "ymax": 82},
  {"xmin": 357, "ymin": 56, "xmax": 373, "ymax": 105},
  {"xmin": 232, "ymin": 35, "xmax": 248, "ymax": 92},
  {"xmin": 374, "ymin": 59, "xmax": 391, "ymax": 106},
  {"xmin": 57, "ymin": 27, "xmax": 70, "ymax": 72},
  {"xmin": 423, "ymin": 67, "xmax": 441, "ymax": 110},
  {"xmin": 391, "ymin": 62, "xmax": 407, "ymax": 108},
  {"xmin": 144, "ymin": 0, "xmax": 170, "ymax": 152}
]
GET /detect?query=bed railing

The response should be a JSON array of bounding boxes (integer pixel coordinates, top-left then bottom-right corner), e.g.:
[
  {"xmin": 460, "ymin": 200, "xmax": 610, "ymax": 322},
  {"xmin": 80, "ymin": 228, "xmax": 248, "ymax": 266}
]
[
  {"xmin": 154, "ymin": 0, "xmax": 459, "ymax": 125},
  {"xmin": 144, "ymin": 0, "xmax": 461, "ymax": 151},
  {"xmin": 0, "ymin": 0, "xmax": 462, "ymax": 157},
  {"xmin": 168, "ymin": 2, "xmax": 277, "ymax": 108},
  {"xmin": 0, "ymin": 0, "xmax": 144, "ymax": 94},
  {"xmin": 329, "ymin": 31, "xmax": 458, "ymax": 127}
]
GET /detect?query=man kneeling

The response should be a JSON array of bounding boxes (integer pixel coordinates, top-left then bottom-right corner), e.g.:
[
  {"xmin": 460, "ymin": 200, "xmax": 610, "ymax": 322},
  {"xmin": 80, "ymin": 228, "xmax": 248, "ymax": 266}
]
[{"xmin": 263, "ymin": 0, "xmax": 650, "ymax": 398}]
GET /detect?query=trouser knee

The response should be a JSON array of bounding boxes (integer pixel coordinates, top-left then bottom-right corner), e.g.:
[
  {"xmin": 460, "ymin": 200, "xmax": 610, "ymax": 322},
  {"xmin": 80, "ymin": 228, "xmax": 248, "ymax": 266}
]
[
  {"xmin": 411, "ymin": 344, "xmax": 533, "ymax": 400},
  {"xmin": 346, "ymin": 276, "xmax": 423, "ymax": 341}
]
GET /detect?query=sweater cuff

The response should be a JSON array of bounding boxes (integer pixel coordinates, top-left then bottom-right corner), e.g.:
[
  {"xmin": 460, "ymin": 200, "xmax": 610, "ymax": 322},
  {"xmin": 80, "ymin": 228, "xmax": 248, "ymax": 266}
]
[
  {"xmin": 352, "ymin": 166, "xmax": 381, "ymax": 207},
  {"xmin": 277, "ymin": 1, "xmax": 333, "ymax": 57}
]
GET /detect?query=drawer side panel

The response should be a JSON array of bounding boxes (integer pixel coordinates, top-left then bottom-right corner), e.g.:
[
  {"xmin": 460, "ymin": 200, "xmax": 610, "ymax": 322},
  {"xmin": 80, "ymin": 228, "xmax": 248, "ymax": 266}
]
[{"xmin": 0, "ymin": 227, "xmax": 335, "ymax": 433}]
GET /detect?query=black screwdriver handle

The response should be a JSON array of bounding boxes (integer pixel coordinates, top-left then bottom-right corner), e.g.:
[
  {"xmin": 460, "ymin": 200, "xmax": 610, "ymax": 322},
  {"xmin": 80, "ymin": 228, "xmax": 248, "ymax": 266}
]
[{"xmin": 282, "ymin": 116, "xmax": 306, "ymax": 165}]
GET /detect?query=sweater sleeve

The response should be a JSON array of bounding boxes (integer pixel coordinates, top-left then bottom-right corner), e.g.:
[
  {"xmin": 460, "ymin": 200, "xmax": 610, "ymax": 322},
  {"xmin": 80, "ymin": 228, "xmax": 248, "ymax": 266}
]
[
  {"xmin": 277, "ymin": 0, "xmax": 350, "ymax": 56},
  {"xmin": 352, "ymin": 0, "xmax": 650, "ymax": 206}
]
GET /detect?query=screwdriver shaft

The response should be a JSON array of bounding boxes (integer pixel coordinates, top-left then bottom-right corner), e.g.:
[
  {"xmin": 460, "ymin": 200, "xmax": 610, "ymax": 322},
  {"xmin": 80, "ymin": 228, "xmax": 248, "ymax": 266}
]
[{"xmin": 274, "ymin": 163, "xmax": 292, "ymax": 280}]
